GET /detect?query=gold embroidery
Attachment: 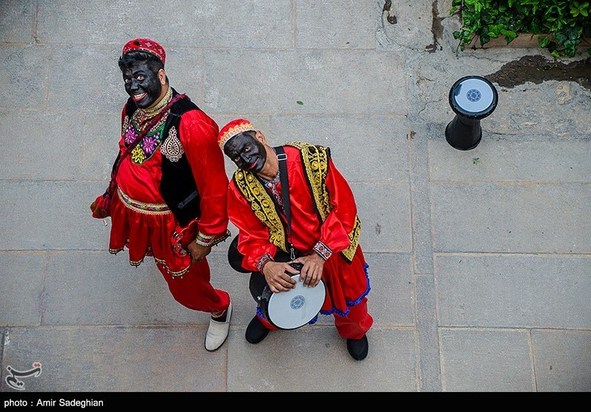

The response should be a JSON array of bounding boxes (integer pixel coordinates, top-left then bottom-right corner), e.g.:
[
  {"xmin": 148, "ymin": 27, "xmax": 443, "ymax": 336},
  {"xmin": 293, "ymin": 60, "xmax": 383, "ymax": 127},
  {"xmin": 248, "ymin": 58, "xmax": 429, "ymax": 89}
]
[
  {"xmin": 288, "ymin": 142, "xmax": 330, "ymax": 220},
  {"xmin": 161, "ymin": 126, "xmax": 183, "ymax": 162},
  {"xmin": 154, "ymin": 256, "xmax": 190, "ymax": 278},
  {"xmin": 287, "ymin": 142, "xmax": 360, "ymax": 262},
  {"xmin": 234, "ymin": 170, "xmax": 288, "ymax": 252},
  {"xmin": 122, "ymin": 116, "xmax": 130, "ymax": 136},
  {"xmin": 132, "ymin": 110, "xmax": 168, "ymax": 137},
  {"xmin": 117, "ymin": 187, "xmax": 171, "ymax": 215},
  {"xmin": 342, "ymin": 216, "xmax": 361, "ymax": 261},
  {"xmin": 131, "ymin": 144, "xmax": 146, "ymax": 163}
]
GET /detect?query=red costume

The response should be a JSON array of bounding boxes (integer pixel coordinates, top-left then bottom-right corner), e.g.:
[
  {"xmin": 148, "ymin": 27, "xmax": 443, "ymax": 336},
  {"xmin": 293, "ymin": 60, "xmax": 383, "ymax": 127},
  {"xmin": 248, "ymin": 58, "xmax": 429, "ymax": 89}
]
[
  {"xmin": 227, "ymin": 143, "xmax": 373, "ymax": 339},
  {"xmin": 104, "ymin": 89, "xmax": 230, "ymax": 314}
]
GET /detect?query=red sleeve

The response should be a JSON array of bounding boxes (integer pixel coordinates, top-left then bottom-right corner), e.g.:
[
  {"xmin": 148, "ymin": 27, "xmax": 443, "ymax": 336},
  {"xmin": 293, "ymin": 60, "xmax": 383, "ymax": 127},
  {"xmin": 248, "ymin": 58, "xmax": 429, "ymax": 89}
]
[
  {"xmin": 318, "ymin": 158, "xmax": 358, "ymax": 254},
  {"xmin": 227, "ymin": 180, "xmax": 278, "ymax": 271},
  {"xmin": 178, "ymin": 110, "xmax": 229, "ymax": 237}
]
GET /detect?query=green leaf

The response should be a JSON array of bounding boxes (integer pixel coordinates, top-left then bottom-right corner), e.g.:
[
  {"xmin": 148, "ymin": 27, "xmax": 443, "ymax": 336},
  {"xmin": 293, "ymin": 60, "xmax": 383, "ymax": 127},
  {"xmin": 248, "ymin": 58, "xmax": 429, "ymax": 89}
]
[
  {"xmin": 538, "ymin": 35, "xmax": 551, "ymax": 47},
  {"xmin": 501, "ymin": 29, "xmax": 518, "ymax": 43},
  {"xmin": 449, "ymin": 0, "xmax": 590, "ymax": 58}
]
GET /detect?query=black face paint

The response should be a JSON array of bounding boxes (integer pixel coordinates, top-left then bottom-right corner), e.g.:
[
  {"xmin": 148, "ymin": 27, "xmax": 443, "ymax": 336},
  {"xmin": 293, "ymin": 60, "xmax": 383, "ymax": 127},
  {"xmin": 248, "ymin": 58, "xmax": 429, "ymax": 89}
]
[
  {"xmin": 122, "ymin": 61, "xmax": 162, "ymax": 109},
  {"xmin": 224, "ymin": 133, "xmax": 267, "ymax": 173}
]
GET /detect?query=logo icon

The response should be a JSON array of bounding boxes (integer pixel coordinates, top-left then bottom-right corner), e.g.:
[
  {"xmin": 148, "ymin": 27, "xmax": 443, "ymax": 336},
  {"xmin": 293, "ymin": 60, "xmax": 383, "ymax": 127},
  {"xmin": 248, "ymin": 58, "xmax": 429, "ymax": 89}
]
[{"xmin": 5, "ymin": 362, "xmax": 42, "ymax": 391}]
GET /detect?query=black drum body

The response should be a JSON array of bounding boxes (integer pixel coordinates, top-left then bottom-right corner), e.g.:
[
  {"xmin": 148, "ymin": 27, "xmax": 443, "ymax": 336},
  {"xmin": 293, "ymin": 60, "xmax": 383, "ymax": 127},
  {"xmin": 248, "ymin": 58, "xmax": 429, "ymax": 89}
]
[
  {"xmin": 250, "ymin": 263, "xmax": 326, "ymax": 330},
  {"xmin": 446, "ymin": 75, "xmax": 498, "ymax": 150}
]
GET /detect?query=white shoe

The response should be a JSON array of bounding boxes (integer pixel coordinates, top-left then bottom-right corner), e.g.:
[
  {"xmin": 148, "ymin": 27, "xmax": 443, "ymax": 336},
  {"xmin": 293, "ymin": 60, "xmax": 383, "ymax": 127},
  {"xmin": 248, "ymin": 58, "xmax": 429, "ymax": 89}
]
[{"xmin": 204, "ymin": 302, "xmax": 232, "ymax": 352}]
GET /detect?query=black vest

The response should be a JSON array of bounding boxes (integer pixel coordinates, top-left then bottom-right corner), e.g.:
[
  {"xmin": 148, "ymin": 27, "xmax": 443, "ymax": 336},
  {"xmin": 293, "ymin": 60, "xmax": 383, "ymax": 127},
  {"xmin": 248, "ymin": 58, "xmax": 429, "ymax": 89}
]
[{"xmin": 124, "ymin": 89, "xmax": 201, "ymax": 227}]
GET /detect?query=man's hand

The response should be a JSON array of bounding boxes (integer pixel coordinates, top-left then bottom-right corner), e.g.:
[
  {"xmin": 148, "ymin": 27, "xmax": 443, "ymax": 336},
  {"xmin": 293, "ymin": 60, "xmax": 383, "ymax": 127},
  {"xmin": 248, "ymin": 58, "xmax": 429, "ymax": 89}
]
[
  {"xmin": 262, "ymin": 262, "xmax": 298, "ymax": 293},
  {"xmin": 292, "ymin": 253, "xmax": 325, "ymax": 287},
  {"xmin": 90, "ymin": 194, "xmax": 110, "ymax": 219},
  {"xmin": 187, "ymin": 242, "xmax": 212, "ymax": 263}
]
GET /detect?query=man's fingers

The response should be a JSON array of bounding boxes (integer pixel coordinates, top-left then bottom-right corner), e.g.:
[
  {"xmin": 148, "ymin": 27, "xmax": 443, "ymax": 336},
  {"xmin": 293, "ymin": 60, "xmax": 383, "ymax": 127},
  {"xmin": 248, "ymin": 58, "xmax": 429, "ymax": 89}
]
[
  {"xmin": 272, "ymin": 274, "xmax": 296, "ymax": 291},
  {"xmin": 284, "ymin": 265, "xmax": 300, "ymax": 275}
]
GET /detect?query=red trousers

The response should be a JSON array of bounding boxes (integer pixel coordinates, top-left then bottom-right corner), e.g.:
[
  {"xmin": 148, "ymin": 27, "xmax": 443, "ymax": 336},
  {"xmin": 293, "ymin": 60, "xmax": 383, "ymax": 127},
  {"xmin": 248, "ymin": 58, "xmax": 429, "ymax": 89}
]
[
  {"xmin": 157, "ymin": 259, "xmax": 230, "ymax": 314},
  {"xmin": 257, "ymin": 296, "xmax": 373, "ymax": 339}
]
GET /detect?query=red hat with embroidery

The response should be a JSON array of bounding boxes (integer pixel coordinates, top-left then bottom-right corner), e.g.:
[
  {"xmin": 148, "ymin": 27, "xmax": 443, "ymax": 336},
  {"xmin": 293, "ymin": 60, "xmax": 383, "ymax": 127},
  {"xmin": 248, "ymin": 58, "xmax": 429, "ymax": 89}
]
[
  {"xmin": 218, "ymin": 118, "xmax": 256, "ymax": 149},
  {"xmin": 122, "ymin": 38, "xmax": 166, "ymax": 65}
]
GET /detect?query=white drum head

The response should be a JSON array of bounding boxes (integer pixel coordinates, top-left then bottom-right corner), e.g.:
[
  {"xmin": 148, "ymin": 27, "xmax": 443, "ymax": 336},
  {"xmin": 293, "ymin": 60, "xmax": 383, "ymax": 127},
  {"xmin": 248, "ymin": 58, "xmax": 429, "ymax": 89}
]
[
  {"xmin": 267, "ymin": 275, "xmax": 326, "ymax": 330},
  {"xmin": 450, "ymin": 76, "xmax": 497, "ymax": 118}
]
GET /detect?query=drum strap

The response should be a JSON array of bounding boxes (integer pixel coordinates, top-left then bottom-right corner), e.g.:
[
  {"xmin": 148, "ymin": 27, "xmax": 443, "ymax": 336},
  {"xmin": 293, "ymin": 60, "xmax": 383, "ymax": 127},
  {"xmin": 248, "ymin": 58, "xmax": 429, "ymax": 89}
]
[{"xmin": 275, "ymin": 146, "xmax": 296, "ymax": 260}]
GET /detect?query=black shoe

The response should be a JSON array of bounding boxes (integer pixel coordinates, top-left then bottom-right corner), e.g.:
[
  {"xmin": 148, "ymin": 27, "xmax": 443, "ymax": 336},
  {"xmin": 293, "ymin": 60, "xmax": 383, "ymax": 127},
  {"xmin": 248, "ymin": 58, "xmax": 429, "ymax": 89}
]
[
  {"xmin": 245, "ymin": 316, "xmax": 270, "ymax": 344},
  {"xmin": 346, "ymin": 335, "xmax": 369, "ymax": 360}
]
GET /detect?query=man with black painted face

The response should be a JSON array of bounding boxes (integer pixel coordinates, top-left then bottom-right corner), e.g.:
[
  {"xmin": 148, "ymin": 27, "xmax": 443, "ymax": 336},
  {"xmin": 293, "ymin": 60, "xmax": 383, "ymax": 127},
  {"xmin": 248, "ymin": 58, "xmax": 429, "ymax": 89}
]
[
  {"xmin": 224, "ymin": 131, "xmax": 270, "ymax": 174},
  {"xmin": 219, "ymin": 118, "xmax": 374, "ymax": 361},
  {"xmin": 90, "ymin": 38, "xmax": 233, "ymax": 352}
]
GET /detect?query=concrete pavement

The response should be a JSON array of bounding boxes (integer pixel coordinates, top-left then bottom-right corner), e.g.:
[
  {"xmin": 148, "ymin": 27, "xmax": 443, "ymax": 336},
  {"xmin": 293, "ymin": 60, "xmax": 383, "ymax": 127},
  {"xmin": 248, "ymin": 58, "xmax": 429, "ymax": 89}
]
[{"xmin": 1, "ymin": 0, "xmax": 590, "ymax": 393}]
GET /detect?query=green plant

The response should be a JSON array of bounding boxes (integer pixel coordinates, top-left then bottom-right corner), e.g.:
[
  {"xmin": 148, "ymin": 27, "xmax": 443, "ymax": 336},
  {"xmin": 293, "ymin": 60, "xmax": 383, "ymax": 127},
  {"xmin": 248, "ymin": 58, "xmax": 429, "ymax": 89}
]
[{"xmin": 450, "ymin": 0, "xmax": 591, "ymax": 57}]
